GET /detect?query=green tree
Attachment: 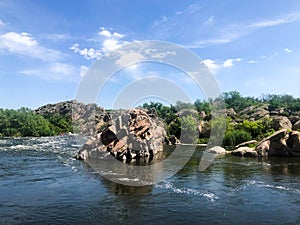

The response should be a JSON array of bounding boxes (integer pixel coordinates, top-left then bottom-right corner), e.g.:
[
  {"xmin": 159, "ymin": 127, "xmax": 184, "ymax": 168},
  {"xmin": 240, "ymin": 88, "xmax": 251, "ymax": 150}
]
[{"xmin": 180, "ymin": 115, "xmax": 198, "ymax": 144}]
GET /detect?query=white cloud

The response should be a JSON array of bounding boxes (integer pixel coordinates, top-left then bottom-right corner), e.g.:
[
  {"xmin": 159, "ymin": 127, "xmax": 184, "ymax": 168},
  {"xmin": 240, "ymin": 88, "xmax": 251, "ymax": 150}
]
[
  {"xmin": 99, "ymin": 28, "xmax": 124, "ymax": 39},
  {"xmin": 248, "ymin": 60, "xmax": 257, "ymax": 64},
  {"xmin": 80, "ymin": 65, "xmax": 88, "ymax": 77},
  {"xmin": 202, "ymin": 59, "xmax": 220, "ymax": 73},
  {"xmin": 102, "ymin": 38, "xmax": 121, "ymax": 52},
  {"xmin": 204, "ymin": 16, "xmax": 215, "ymax": 25},
  {"xmin": 223, "ymin": 58, "xmax": 242, "ymax": 68},
  {"xmin": 0, "ymin": 32, "xmax": 62, "ymax": 61},
  {"xmin": 176, "ymin": 3, "xmax": 202, "ymax": 15},
  {"xmin": 284, "ymin": 48, "xmax": 293, "ymax": 53},
  {"xmin": 99, "ymin": 29, "xmax": 112, "ymax": 38},
  {"xmin": 116, "ymin": 51, "xmax": 145, "ymax": 67},
  {"xmin": 71, "ymin": 27, "xmax": 127, "ymax": 60},
  {"xmin": 202, "ymin": 58, "xmax": 242, "ymax": 73},
  {"xmin": 195, "ymin": 13, "xmax": 300, "ymax": 47},
  {"xmin": 70, "ymin": 43, "xmax": 102, "ymax": 60},
  {"xmin": 249, "ymin": 14, "xmax": 299, "ymax": 29}
]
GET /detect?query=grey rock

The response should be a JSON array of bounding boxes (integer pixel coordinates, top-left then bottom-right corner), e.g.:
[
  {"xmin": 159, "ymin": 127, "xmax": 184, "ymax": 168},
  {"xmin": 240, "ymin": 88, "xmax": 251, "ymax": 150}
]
[
  {"xmin": 271, "ymin": 116, "xmax": 292, "ymax": 130},
  {"xmin": 255, "ymin": 129, "xmax": 291, "ymax": 157}
]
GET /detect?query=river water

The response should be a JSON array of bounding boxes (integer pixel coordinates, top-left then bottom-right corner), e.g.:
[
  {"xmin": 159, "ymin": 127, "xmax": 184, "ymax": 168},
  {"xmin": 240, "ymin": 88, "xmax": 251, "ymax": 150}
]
[{"xmin": 0, "ymin": 135, "xmax": 299, "ymax": 224}]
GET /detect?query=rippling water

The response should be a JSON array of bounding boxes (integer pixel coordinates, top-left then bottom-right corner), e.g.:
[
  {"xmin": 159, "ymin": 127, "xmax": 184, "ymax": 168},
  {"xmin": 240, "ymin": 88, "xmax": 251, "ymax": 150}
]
[{"xmin": 0, "ymin": 136, "xmax": 300, "ymax": 224}]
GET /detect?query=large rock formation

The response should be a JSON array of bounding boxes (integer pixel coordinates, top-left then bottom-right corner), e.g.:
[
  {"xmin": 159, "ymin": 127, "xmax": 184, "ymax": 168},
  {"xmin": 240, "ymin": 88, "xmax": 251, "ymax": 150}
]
[
  {"xmin": 239, "ymin": 104, "xmax": 269, "ymax": 120},
  {"xmin": 34, "ymin": 100, "xmax": 106, "ymax": 136},
  {"xmin": 255, "ymin": 129, "xmax": 291, "ymax": 157},
  {"xmin": 231, "ymin": 129, "xmax": 300, "ymax": 157},
  {"xmin": 76, "ymin": 108, "xmax": 167, "ymax": 161}
]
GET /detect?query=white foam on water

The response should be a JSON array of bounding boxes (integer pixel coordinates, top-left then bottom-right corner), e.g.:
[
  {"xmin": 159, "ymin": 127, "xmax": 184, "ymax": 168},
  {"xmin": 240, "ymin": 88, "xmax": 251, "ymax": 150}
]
[
  {"xmin": 9, "ymin": 144, "xmax": 31, "ymax": 150},
  {"xmin": 155, "ymin": 182, "xmax": 218, "ymax": 202},
  {"xmin": 245, "ymin": 180, "xmax": 295, "ymax": 192}
]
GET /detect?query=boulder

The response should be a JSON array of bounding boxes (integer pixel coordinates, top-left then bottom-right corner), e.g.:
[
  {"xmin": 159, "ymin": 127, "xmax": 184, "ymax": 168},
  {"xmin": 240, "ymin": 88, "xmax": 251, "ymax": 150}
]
[
  {"xmin": 206, "ymin": 146, "xmax": 227, "ymax": 154},
  {"xmin": 231, "ymin": 147, "xmax": 258, "ymax": 157},
  {"xmin": 226, "ymin": 108, "xmax": 237, "ymax": 119},
  {"xmin": 271, "ymin": 116, "xmax": 292, "ymax": 130},
  {"xmin": 239, "ymin": 104, "xmax": 269, "ymax": 120},
  {"xmin": 198, "ymin": 121, "xmax": 211, "ymax": 138},
  {"xmin": 287, "ymin": 131, "xmax": 300, "ymax": 152},
  {"xmin": 292, "ymin": 120, "xmax": 300, "ymax": 131},
  {"xmin": 255, "ymin": 129, "xmax": 292, "ymax": 157},
  {"xmin": 289, "ymin": 116, "xmax": 300, "ymax": 124},
  {"xmin": 76, "ymin": 108, "xmax": 167, "ymax": 161},
  {"xmin": 168, "ymin": 135, "xmax": 180, "ymax": 145}
]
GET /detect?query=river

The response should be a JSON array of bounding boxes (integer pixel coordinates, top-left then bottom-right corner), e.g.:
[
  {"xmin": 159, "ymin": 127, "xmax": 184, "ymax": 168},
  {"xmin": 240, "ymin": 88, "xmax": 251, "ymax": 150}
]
[{"xmin": 0, "ymin": 135, "xmax": 299, "ymax": 224}]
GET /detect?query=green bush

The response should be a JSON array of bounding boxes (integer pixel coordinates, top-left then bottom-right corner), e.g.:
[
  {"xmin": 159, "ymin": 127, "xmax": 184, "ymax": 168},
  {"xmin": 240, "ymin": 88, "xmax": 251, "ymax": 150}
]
[{"xmin": 223, "ymin": 129, "xmax": 252, "ymax": 147}]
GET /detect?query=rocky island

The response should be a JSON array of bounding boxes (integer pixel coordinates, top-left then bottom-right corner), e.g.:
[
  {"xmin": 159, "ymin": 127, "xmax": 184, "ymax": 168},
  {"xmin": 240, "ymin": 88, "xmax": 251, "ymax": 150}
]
[
  {"xmin": 2, "ymin": 91, "xmax": 300, "ymax": 161},
  {"xmin": 76, "ymin": 108, "xmax": 166, "ymax": 161}
]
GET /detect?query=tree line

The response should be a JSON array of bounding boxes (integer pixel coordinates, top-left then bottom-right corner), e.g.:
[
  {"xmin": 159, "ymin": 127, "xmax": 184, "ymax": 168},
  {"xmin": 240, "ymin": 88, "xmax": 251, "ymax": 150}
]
[
  {"xmin": 0, "ymin": 107, "xmax": 72, "ymax": 137},
  {"xmin": 142, "ymin": 91, "xmax": 300, "ymax": 146},
  {"xmin": 1, "ymin": 91, "xmax": 300, "ymax": 146}
]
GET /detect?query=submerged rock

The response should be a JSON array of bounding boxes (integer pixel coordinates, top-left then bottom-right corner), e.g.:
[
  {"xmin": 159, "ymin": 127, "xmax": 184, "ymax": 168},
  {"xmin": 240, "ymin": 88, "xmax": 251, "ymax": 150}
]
[{"xmin": 76, "ymin": 108, "xmax": 166, "ymax": 161}]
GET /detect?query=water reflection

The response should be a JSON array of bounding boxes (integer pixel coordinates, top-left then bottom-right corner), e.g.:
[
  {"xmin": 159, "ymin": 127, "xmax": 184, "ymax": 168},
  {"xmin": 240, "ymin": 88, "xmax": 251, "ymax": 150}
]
[
  {"xmin": 104, "ymin": 180, "xmax": 153, "ymax": 195},
  {"xmin": 259, "ymin": 157, "xmax": 300, "ymax": 176}
]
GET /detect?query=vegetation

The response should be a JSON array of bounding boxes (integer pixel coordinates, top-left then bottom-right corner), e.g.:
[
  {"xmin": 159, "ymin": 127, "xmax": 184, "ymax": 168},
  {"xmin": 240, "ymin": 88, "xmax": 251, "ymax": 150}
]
[
  {"xmin": 2, "ymin": 91, "xmax": 300, "ymax": 147},
  {"xmin": 0, "ymin": 108, "xmax": 72, "ymax": 137},
  {"xmin": 142, "ymin": 91, "xmax": 300, "ymax": 147}
]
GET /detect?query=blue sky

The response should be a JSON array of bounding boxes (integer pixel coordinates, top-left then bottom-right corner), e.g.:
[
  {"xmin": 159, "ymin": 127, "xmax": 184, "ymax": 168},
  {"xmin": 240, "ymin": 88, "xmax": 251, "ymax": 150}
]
[{"xmin": 1, "ymin": 0, "xmax": 300, "ymax": 109}]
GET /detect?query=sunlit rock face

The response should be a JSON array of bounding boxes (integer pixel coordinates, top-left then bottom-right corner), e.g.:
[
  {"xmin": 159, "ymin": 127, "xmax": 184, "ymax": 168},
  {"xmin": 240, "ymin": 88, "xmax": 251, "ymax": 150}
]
[{"xmin": 76, "ymin": 108, "xmax": 166, "ymax": 161}]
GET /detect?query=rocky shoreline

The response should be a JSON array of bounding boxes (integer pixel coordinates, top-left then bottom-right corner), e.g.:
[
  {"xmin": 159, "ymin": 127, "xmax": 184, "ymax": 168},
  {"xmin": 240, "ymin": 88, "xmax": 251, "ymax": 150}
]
[
  {"xmin": 31, "ymin": 100, "xmax": 300, "ymax": 160},
  {"xmin": 231, "ymin": 129, "xmax": 300, "ymax": 157}
]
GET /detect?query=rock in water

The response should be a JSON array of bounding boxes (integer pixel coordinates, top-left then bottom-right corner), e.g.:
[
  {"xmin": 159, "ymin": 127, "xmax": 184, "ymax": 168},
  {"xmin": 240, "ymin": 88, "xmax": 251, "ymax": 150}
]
[
  {"xmin": 76, "ymin": 108, "xmax": 166, "ymax": 161},
  {"xmin": 255, "ymin": 129, "xmax": 292, "ymax": 157},
  {"xmin": 206, "ymin": 146, "xmax": 227, "ymax": 154},
  {"xmin": 286, "ymin": 131, "xmax": 300, "ymax": 156}
]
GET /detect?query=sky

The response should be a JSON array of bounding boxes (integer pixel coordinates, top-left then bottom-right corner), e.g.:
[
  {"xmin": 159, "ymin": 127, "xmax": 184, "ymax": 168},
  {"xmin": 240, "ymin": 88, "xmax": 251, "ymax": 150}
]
[{"xmin": 1, "ymin": 0, "xmax": 300, "ymax": 109}]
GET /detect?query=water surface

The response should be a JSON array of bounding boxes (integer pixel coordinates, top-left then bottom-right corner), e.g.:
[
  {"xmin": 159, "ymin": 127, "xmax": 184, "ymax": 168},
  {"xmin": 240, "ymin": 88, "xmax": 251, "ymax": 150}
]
[{"xmin": 0, "ymin": 136, "xmax": 299, "ymax": 224}]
